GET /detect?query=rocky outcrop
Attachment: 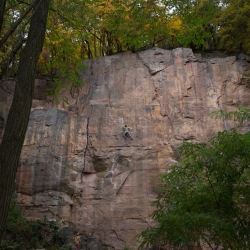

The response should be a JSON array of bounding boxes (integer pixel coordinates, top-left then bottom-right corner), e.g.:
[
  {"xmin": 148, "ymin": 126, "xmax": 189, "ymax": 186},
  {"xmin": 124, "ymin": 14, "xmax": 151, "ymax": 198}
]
[{"xmin": 1, "ymin": 48, "xmax": 250, "ymax": 249}]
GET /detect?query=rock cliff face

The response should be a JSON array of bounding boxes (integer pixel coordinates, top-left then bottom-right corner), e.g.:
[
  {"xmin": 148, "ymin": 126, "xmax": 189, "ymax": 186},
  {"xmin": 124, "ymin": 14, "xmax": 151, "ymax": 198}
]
[{"xmin": 1, "ymin": 48, "xmax": 250, "ymax": 249}]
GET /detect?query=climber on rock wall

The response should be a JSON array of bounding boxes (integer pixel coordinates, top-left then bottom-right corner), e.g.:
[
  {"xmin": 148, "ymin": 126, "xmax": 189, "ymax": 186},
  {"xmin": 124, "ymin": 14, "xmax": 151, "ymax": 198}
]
[{"xmin": 123, "ymin": 125, "xmax": 133, "ymax": 140}]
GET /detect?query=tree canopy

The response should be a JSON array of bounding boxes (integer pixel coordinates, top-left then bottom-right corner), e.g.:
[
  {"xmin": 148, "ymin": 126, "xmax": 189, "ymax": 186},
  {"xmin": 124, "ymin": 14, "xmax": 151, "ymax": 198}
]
[
  {"xmin": 1, "ymin": 0, "xmax": 250, "ymax": 85},
  {"xmin": 217, "ymin": 0, "xmax": 250, "ymax": 53}
]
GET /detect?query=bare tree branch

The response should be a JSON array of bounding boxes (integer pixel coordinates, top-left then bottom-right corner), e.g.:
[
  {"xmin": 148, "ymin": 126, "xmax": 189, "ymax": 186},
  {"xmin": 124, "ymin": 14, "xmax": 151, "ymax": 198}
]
[{"xmin": 0, "ymin": 1, "xmax": 34, "ymax": 49}]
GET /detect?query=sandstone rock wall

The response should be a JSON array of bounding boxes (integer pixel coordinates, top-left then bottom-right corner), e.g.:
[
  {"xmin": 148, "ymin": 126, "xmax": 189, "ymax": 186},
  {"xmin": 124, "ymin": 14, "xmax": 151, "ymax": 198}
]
[{"xmin": 1, "ymin": 48, "xmax": 250, "ymax": 249}]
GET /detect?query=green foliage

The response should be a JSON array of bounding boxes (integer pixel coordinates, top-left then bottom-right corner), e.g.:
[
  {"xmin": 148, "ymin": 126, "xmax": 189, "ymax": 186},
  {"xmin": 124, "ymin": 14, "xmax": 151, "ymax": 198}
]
[
  {"xmin": 139, "ymin": 128, "xmax": 250, "ymax": 249},
  {"xmin": 1, "ymin": 0, "xmax": 250, "ymax": 86},
  {"xmin": 211, "ymin": 106, "xmax": 250, "ymax": 125},
  {"xmin": 0, "ymin": 198, "xmax": 69, "ymax": 250},
  {"xmin": 103, "ymin": 0, "xmax": 172, "ymax": 50},
  {"xmin": 217, "ymin": 0, "xmax": 250, "ymax": 53},
  {"xmin": 161, "ymin": 0, "xmax": 220, "ymax": 50},
  {"xmin": 1, "ymin": 0, "xmax": 250, "ymax": 102}
]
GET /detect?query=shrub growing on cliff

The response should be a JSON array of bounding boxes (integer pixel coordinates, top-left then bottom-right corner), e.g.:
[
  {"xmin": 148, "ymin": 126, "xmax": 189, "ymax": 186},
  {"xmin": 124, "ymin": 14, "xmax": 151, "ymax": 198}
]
[
  {"xmin": 139, "ymin": 108, "xmax": 250, "ymax": 249},
  {"xmin": 0, "ymin": 198, "xmax": 69, "ymax": 250}
]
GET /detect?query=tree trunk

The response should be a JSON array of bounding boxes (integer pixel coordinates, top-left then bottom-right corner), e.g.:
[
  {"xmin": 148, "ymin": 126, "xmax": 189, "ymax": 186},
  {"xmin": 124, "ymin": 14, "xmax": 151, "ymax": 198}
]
[
  {"xmin": 0, "ymin": 0, "xmax": 6, "ymax": 34},
  {"xmin": 0, "ymin": 0, "xmax": 50, "ymax": 241}
]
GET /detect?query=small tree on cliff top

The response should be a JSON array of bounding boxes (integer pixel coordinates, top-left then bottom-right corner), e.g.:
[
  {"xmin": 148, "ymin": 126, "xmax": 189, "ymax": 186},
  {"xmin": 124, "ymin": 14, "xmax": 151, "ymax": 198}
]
[{"xmin": 139, "ymin": 107, "xmax": 250, "ymax": 249}]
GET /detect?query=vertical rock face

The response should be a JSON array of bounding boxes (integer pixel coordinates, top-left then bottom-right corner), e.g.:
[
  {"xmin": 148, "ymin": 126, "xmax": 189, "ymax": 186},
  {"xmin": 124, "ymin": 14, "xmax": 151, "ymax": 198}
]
[{"xmin": 1, "ymin": 48, "xmax": 250, "ymax": 249}]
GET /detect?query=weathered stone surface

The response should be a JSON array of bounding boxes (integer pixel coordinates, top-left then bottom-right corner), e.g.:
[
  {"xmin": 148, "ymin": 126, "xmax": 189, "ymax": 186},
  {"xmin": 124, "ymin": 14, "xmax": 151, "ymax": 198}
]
[{"xmin": 1, "ymin": 48, "xmax": 250, "ymax": 249}]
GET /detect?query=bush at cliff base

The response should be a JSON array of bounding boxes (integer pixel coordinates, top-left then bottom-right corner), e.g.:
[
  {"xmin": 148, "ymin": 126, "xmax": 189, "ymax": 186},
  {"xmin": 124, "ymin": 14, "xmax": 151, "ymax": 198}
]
[
  {"xmin": 0, "ymin": 198, "xmax": 70, "ymax": 250},
  {"xmin": 139, "ymin": 128, "xmax": 250, "ymax": 250}
]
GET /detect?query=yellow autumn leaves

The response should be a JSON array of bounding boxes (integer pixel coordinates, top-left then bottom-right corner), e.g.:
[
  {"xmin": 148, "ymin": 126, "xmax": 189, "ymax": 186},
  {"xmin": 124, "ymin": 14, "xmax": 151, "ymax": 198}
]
[{"xmin": 1, "ymin": 0, "xmax": 250, "ymax": 88}]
